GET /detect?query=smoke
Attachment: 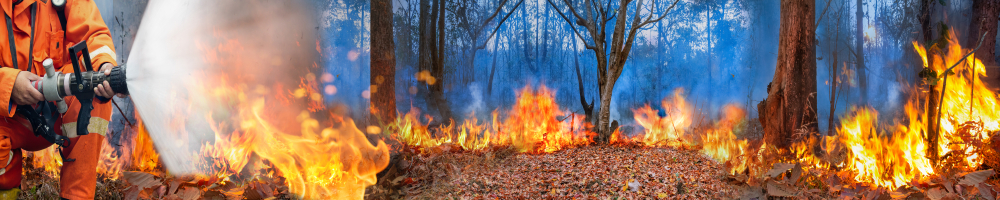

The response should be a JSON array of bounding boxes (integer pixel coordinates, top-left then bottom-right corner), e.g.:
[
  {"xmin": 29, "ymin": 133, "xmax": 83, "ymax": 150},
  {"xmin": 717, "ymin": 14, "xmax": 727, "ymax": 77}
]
[
  {"xmin": 464, "ymin": 83, "xmax": 486, "ymax": 117},
  {"xmin": 125, "ymin": 0, "xmax": 318, "ymax": 174}
]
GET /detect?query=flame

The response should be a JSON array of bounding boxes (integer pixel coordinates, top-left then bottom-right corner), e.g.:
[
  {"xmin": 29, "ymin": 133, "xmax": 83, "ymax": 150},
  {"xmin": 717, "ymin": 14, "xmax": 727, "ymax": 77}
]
[
  {"xmin": 700, "ymin": 105, "xmax": 748, "ymax": 171},
  {"xmin": 632, "ymin": 88, "xmax": 693, "ymax": 147},
  {"xmin": 179, "ymin": 40, "xmax": 390, "ymax": 198},
  {"xmin": 96, "ymin": 120, "xmax": 163, "ymax": 180},
  {"xmin": 837, "ymin": 107, "xmax": 934, "ymax": 188},
  {"xmin": 394, "ymin": 85, "xmax": 591, "ymax": 153},
  {"xmin": 505, "ymin": 85, "xmax": 591, "ymax": 153},
  {"xmin": 830, "ymin": 29, "xmax": 998, "ymax": 188},
  {"xmin": 26, "ymin": 147, "xmax": 62, "ymax": 178},
  {"xmin": 628, "ymin": 89, "xmax": 756, "ymax": 173}
]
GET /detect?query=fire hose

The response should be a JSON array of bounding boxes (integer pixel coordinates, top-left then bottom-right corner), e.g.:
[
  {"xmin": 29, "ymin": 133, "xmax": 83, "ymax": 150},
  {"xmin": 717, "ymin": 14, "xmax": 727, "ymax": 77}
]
[{"xmin": 17, "ymin": 41, "xmax": 129, "ymax": 148}]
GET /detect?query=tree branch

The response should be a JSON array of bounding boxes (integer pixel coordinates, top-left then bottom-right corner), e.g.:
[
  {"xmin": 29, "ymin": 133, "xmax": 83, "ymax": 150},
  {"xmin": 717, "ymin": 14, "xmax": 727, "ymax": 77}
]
[
  {"xmin": 934, "ymin": 32, "xmax": 988, "ymax": 131},
  {"xmin": 637, "ymin": 0, "xmax": 679, "ymax": 28},
  {"xmin": 548, "ymin": 0, "xmax": 597, "ymax": 49},
  {"xmin": 477, "ymin": 0, "xmax": 526, "ymax": 50}
]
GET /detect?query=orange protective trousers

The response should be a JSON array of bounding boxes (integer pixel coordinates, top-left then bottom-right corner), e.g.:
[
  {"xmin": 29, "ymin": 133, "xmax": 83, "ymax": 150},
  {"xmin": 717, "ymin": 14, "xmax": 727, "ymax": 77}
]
[{"xmin": 0, "ymin": 0, "xmax": 117, "ymax": 199}]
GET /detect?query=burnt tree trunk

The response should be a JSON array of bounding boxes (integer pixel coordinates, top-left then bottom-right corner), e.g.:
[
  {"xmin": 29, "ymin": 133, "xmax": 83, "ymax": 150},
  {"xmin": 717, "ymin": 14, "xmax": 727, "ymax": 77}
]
[
  {"xmin": 855, "ymin": 0, "xmax": 867, "ymax": 104},
  {"xmin": 919, "ymin": 0, "xmax": 941, "ymax": 165},
  {"xmin": 371, "ymin": 0, "xmax": 397, "ymax": 123},
  {"xmin": 758, "ymin": 0, "xmax": 818, "ymax": 149},
  {"xmin": 967, "ymin": 0, "xmax": 1000, "ymax": 88}
]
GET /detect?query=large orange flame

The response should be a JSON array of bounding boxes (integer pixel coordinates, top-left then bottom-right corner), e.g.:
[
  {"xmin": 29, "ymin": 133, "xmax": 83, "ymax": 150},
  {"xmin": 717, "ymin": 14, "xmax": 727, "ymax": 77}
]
[
  {"xmin": 394, "ymin": 85, "xmax": 591, "ymax": 153},
  {"xmin": 633, "ymin": 88, "xmax": 693, "ymax": 147},
  {"xmin": 830, "ymin": 29, "xmax": 999, "ymax": 188}
]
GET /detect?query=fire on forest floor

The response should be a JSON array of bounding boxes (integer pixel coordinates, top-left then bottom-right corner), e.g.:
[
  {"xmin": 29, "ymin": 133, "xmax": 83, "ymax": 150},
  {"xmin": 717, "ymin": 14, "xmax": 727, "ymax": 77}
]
[{"xmin": 18, "ymin": 150, "xmax": 295, "ymax": 200}]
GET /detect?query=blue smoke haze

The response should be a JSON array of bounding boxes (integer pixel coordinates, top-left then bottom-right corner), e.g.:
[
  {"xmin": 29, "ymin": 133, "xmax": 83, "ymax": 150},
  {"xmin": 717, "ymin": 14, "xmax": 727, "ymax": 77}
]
[{"xmin": 317, "ymin": 0, "xmax": 986, "ymax": 133}]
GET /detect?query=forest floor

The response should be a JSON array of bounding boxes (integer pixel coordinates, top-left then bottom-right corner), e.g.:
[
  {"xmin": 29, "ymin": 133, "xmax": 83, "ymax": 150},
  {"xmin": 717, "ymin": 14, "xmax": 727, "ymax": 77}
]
[
  {"xmin": 365, "ymin": 144, "xmax": 741, "ymax": 199},
  {"xmin": 17, "ymin": 153, "xmax": 294, "ymax": 200},
  {"xmin": 15, "ymin": 137, "xmax": 999, "ymax": 199}
]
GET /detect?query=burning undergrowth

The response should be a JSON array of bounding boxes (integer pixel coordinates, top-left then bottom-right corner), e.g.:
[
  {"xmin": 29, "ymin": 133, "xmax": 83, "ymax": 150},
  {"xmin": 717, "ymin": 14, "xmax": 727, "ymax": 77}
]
[
  {"xmin": 392, "ymin": 84, "xmax": 593, "ymax": 154},
  {"xmin": 364, "ymin": 30, "xmax": 999, "ymax": 199}
]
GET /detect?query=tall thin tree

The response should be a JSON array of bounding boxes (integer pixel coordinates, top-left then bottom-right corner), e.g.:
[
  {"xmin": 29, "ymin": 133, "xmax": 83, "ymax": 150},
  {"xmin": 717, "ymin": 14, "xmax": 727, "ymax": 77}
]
[{"xmin": 855, "ymin": 0, "xmax": 867, "ymax": 104}]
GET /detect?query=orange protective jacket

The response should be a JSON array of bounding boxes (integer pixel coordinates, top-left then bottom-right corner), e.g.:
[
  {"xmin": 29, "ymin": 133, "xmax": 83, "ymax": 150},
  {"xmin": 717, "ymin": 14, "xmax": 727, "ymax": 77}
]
[{"xmin": 0, "ymin": 0, "xmax": 116, "ymax": 199}]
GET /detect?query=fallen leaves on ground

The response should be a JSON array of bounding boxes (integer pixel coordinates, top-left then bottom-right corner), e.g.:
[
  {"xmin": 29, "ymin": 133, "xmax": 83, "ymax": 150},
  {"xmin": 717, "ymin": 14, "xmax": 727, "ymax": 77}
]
[{"xmin": 368, "ymin": 144, "xmax": 740, "ymax": 199}]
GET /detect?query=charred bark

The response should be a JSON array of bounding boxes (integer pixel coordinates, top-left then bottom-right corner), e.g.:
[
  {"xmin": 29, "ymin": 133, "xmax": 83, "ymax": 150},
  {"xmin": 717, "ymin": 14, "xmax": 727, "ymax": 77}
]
[
  {"xmin": 757, "ymin": 0, "xmax": 818, "ymax": 149},
  {"xmin": 371, "ymin": 0, "xmax": 397, "ymax": 122}
]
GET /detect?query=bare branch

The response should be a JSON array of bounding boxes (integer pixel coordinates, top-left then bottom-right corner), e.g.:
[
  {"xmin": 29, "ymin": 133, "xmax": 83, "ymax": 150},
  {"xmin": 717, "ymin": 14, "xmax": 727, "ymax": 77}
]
[
  {"xmin": 816, "ymin": 0, "xmax": 834, "ymax": 25},
  {"xmin": 637, "ymin": 0, "xmax": 679, "ymax": 28},
  {"xmin": 477, "ymin": 0, "xmax": 526, "ymax": 50},
  {"xmin": 559, "ymin": 0, "xmax": 590, "ymax": 27},
  {"xmin": 617, "ymin": 0, "xmax": 678, "ymax": 72},
  {"xmin": 548, "ymin": 0, "xmax": 597, "ymax": 49}
]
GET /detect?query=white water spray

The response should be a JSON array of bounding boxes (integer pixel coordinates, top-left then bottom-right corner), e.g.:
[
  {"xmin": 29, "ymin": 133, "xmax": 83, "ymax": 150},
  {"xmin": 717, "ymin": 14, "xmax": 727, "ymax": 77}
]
[{"xmin": 125, "ymin": 0, "xmax": 317, "ymax": 174}]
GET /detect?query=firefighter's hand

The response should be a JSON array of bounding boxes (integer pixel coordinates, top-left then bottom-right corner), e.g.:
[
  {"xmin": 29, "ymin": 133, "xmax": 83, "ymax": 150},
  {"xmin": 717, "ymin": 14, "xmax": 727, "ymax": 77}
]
[
  {"xmin": 96, "ymin": 63, "xmax": 125, "ymax": 98},
  {"xmin": 12, "ymin": 71, "xmax": 44, "ymax": 105}
]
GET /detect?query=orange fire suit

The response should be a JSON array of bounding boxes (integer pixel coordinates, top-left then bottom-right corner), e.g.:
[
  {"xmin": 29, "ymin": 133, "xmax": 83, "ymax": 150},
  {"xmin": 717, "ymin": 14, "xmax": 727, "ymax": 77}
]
[{"xmin": 0, "ymin": 0, "xmax": 116, "ymax": 199}]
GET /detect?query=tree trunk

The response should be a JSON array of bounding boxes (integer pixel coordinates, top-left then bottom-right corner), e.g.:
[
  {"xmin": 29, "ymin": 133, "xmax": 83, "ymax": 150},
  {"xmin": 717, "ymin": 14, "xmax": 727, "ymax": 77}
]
[
  {"xmin": 855, "ymin": 0, "xmax": 867, "ymax": 104},
  {"xmin": 827, "ymin": 12, "xmax": 842, "ymax": 136},
  {"xmin": 418, "ymin": 0, "xmax": 432, "ymax": 73},
  {"xmin": 828, "ymin": 54, "xmax": 838, "ymax": 135},
  {"xmin": 592, "ymin": 46, "xmax": 610, "ymax": 142},
  {"xmin": 572, "ymin": 33, "xmax": 593, "ymax": 121},
  {"xmin": 371, "ymin": 0, "xmax": 397, "ymax": 122},
  {"xmin": 575, "ymin": 50, "xmax": 594, "ymax": 121},
  {"xmin": 967, "ymin": 0, "xmax": 1000, "ymax": 88},
  {"xmin": 757, "ymin": 0, "xmax": 818, "ymax": 149},
  {"xmin": 428, "ymin": 0, "xmax": 452, "ymax": 121},
  {"xmin": 919, "ymin": 0, "xmax": 941, "ymax": 166}
]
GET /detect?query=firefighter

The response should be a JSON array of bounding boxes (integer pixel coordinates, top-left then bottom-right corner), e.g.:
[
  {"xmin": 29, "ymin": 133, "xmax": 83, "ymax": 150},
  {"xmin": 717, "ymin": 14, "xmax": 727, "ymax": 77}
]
[{"xmin": 0, "ymin": 0, "xmax": 119, "ymax": 199}]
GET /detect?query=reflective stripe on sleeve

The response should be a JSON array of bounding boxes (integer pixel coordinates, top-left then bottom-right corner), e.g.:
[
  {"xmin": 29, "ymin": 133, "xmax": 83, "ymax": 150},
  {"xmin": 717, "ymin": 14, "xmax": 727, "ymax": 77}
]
[{"xmin": 61, "ymin": 117, "xmax": 110, "ymax": 138}]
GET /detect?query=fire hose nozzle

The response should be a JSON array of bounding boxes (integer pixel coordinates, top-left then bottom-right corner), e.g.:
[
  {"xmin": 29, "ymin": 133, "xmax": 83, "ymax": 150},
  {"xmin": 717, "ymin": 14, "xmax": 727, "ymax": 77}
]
[
  {"xmin": 33, "ymin": 62, "xmax": 130, "ymax": 99},
  {"xmin": 39, "ymin": 59, "xmax": 67, "ymax": 113},
  {"xmin": 107, "ymin": 64, "xmax": 129, "ymax": 95}
]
